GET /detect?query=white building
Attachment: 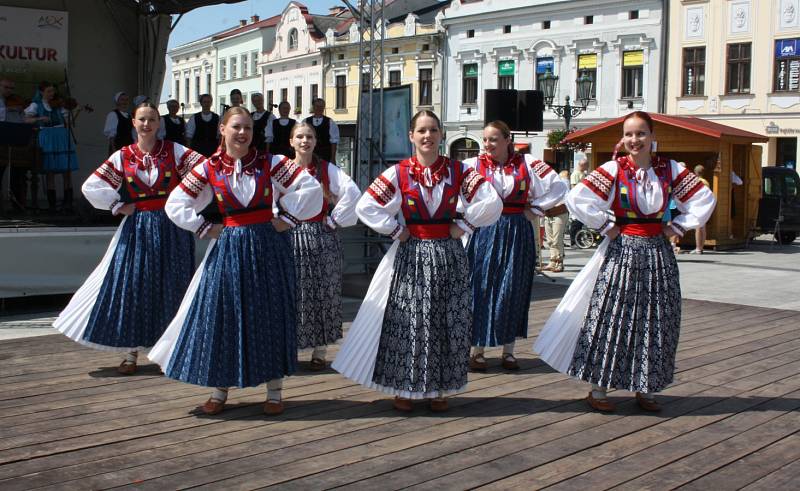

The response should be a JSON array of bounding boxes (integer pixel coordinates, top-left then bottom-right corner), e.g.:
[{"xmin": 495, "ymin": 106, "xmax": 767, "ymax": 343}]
[
  {"xmin": 260, "ymin": 3, "xmax": 343, "ymax": 117},
  {"xmin": 213, "ymin": 15, "xmax": 280, "ymax": 113},
  {"xmin": 441, "ymin": 0, "xmax": 664, "ymax": 168},
  {"xmin": 165, "ymin": 35, "xmax": 216, "ymax": 116}
]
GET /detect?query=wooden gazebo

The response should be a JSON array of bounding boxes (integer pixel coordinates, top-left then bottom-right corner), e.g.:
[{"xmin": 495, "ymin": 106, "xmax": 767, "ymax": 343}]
[{"xmin": 564, "ymin": 114, "xmax": 768, "ymax": 249}]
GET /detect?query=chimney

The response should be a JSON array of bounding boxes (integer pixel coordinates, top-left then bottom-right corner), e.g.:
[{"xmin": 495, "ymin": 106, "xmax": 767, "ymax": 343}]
[
  {"xmin": 239, "ymin": 19, "xmax": 247, "ymax": 27},
  {"xmin": 251, "ymin": 15, "xmax": 260, "ymax": 23}
]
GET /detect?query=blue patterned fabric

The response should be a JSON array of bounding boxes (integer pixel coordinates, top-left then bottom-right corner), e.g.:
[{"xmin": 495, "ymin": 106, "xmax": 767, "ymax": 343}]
[
  {"xmin": 83, "ymin": 210, "xmax": 194, "ymax": 348},
  {"xmin": 467, "ymin": 213, "xmax": 536, "ymax": 347},
  {"xmin": 371, "ymin": 237, "xmax": 472, "ymax": 394},
  {"xmin": 568, "ymin": 235, "xmax": 681, "ymax": 393},
  {"xmin": 37, "ymin": 127, "xmax": 79, "ymax": 173},
  {"xmin": 165, "ymin": 222, "xmax": 297, "ymax": 388}
]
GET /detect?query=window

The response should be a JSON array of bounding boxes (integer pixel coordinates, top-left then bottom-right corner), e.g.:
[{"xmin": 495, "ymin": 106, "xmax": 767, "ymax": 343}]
[
  {"xmin": 295, "ymin": 86, "xmax": 303, "ymax": 114},
  {"xmin": 543, "ymin": 20, "xmax": 551, "ymax": 29},
  {"xmin": 337, "ymin": 53, "xmax": 345, "ymax": 60},
  {"xmin": 174, "ymin": 79, "xmax": 180, "ymax": 102},
  {"xmin": 241, "ymin": 53, "xmax": 248, "ymax": 77},
  {"xmin": 462, "ymin": 63, "xmax": 478, "ymax": 104},
  {"xmin": 577, "ymin": 54, "xmax": 597, "ymax": 99},
  {"xmin": 312, "ymin": 60, "xmax": 318, "ymax": 66},
  {"xmin": 422, "ymin": 43, "xmax": 430, "ymax": 51},
  {"xmin": 467, "ymin": 29, "xmax": 475, "ymax": 38},
  {"xmin": 726, "ymin": 43, "xmax": 751, "ymax": 94},
  {"xmin": 503, "ymin": 25, "xmax": 511, "ymax": 34},
  {"xmin": 419, "ymin": 68, "xmax": 432, "ymax": 105},
  {"xmin": 629, "ymin": 10, "xmax": 639, "ymax": 20},
  {"xmin": 195, "ymin": 75, "xmax": 200, "ymax": 102},
  {"xmin": 389, "ymin": 70, "xmax": 401, "ymax": 87},
  {"xmin": 361, "ymin": 71, "xmax": 371, "ymax": 89},
  {"xmin": 184, "ymin": 76, "xmax": 190, "ymax": 105},
  {"xmin": 219, "ymin": 96, "xmax": 226, "ymax": 113},
  {"xmin": 585, "ymin": 16, "xmax": 593, "ymax": 25},
  {"xmin": 230, "ymin": 57, "xmax": 237, "ymax": 79},
  {"xmin": 536, "ymin": 57, "xmax": 554, "ymax": 90},
  {"xmin": 267, "ymin": 90, "xmax": 274, "ymax": 110},
  {"xmin": 774, "ymin": 39, "xmax": 800, "ymax": 92},
  {"xmin": 392, "ymin": 47, "xmax": 399, "ymax": 54},
  {"xmin": 219, "ymin": 58, "xmax": 226, "ymax": 81},
  {"xmin": 621, "ymin": 50, "xmax": 643, "ymax": 99},
  {"xmin": 311, "ymin": 84, "xmax": 319, "ymax": 103},
  {"xmin": 280, "ymin": 87, "xmax": 288, "ymax": 102},
  {"xmin": 289, "ymin": 28, "xmax": 298, "ymax": 50},
  {"xmin": 682, "ymin": 46, "xmax": 706, "ymax": 96},
  {"xmin": 206, "ymin": 73, "xmax": 212, "ymax": 94},
  {"xmin": 336, "ymin": 74, "xmax": 347, "ymax": 109},
  {"xmin": 251, "ymin": 51, "xmax": 258, "ymax": 75},
  {"xmin": 498, "ymin": 60, "xmax": 515, "ymax": 89}
]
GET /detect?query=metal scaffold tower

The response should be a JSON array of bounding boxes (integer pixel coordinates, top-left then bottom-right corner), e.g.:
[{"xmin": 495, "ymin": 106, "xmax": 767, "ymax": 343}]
[{"xmin": 343, "ymin": 0, "xmax": 386, "ymax": 188}]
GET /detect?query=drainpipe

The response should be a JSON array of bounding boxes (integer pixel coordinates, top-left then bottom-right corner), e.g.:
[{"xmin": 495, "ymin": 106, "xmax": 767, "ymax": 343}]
[{"xmin": 659, "ymin": 0, "xmax": 669, "ymax": 114}]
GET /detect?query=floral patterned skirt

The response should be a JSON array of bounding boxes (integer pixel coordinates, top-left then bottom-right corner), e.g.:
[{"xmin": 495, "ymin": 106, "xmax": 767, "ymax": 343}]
[
  {"xmin": 567, "ymin": 234, "xmax": 681, "ymax": 394},
  {"xmin": 290, "ymin": 221, "xmax": 344, "ymax": 349},
  {"xmin": 371, "ymin": 237, "xmax": 472, "ymax": 397}
]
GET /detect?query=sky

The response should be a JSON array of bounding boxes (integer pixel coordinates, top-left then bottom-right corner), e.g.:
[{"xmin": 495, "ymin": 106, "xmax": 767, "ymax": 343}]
[{"xmin": 160, "ymin": 0, "xmax": 343, "ymax": 101}]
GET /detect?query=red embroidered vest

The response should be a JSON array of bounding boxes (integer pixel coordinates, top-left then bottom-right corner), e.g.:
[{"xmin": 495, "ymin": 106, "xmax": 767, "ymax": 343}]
[
  {"xmin": 396, "ymin": 157, "xmax": 463, "ymax": 239},
  {"xmin": 612, "ymin": 156, "xmax": 673, "ymax": 237},
  {"xmin": 476, "ymin": 153, "xmax": 530, "ymax": 215},
  {"xmin": 121, "ymin": 141, "xmax": 180, "ymax": 211},
  {"xmin": 203, "ymin": 150, "xmax": 274, "ymax": 227}
]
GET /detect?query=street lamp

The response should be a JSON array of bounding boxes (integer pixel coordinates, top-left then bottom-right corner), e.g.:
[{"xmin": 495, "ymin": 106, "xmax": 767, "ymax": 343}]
[{"xmin": 539, "ymin": 69, "xmax": 594, "ymax": 129}]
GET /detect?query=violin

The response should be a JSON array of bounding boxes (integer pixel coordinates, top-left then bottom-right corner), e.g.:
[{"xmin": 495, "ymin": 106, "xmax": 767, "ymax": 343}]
[{"xmin": 51, "ymin": 94, "xmax": 94, "ymax": 113}]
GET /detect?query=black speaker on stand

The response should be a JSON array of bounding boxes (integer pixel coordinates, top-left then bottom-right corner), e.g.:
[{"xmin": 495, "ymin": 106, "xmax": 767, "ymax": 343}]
[{"xmin": 483, "ymin": 89, "xmax": 544, "ymax": 132}]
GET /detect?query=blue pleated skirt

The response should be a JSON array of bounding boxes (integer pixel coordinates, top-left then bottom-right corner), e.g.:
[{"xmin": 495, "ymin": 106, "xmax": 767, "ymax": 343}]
[
  {"xmin": 165, "ymin": 222, "xmax": 297, "ymax": 388},
  {"xmin": 38, "ymin": 127, "xmax": 79, "ymax": 173},
  {"xmin": 466, "ymin": 213, "xmax": 536, "ymax": 347},
  {"xmin": 82, "ymin": 210, "xmax": 195, "ymax": 349}
]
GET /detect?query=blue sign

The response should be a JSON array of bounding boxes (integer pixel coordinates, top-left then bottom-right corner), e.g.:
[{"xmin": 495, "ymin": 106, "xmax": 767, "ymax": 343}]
[
  {"xmin": 776, "ymin": 38, "xmax": 800, "ymax": 58},
  {"xmin": 536, "ymin": 57, "xmax": 554, "ymax": 74}
]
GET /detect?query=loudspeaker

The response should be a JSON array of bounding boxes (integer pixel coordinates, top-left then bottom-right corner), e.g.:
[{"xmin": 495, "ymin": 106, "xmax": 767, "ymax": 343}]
[
  {"xmin": 517, "ymin": 90, "xmax": 544, "ymax": 132},
  {"xmin": 483, "ymin": 89, "xmax": 544, "ymax": 132}
]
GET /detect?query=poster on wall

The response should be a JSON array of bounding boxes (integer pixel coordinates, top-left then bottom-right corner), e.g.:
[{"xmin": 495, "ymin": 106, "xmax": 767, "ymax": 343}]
[
  {"xmin": 0, "ymin": 6, "xmax": 68, "ymax": 99},
  {"xmin": 357, "ymin": 84, "xmax": 413, "ymax": 186}
]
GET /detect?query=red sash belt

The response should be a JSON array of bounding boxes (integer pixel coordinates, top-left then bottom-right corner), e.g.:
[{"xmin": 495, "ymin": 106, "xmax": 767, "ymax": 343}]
[
  {"xmin": 135, "ymin": 198, "xmax": 167, "ymax": 211},
  {"xmin": 619, "ymin": 223, "xmax": 663, "ymax": 237},
  {"xmin": 502, "ymin": 203, "xmax": 525, "ymax": 215},
  {"xmin": 223, "ymin": 209, "xmax": 274, "ymax": 227},
  {"xmin": 407, "ymin": 223, "xmax": 451, "ymax": 239},
  {"xmin": 304, "ymin": 211, "xmax": 326, "ymax": 223}
]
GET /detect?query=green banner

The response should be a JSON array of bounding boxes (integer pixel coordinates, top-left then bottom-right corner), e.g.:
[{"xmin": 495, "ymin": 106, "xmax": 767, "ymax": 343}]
[
  {"xmin": 464, "ymin": 64, "xmax": 478, "ymax": 77},
  {"xmin": 498, "ymin": 60, "xmax": 515, "ymax": 76}
]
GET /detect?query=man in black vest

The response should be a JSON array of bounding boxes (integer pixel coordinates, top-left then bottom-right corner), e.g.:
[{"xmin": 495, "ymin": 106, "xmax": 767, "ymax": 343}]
[
  {"xmin": 304, "ymin": 98, "xmax": 339, "ymax": 161},
  {"xmin": 250, "ymin": 92, "xmax": 274, "ymax": 152},
  {"xmin": 266, "ymin": 101, "xmax": 296, "ymax": 159},
  {"xmin": 104, "ymin": 91, "xmax": 134, "ymax": 154},
  {"xmin": 187, "ymin": 93, "xmax": 220, "ymax": 157},
  {"xmin": 158, "ymin": 99, "xmax": 186, "ymax": 144}
]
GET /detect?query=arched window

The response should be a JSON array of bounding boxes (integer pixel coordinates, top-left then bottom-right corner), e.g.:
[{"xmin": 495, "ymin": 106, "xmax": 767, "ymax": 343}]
[
  {"xmin": 449, "ymin": 138, "xmax": 480, "ymax": 161},
  {"xmin": 288, "ymin": 28, "xmax": 298, "ymax": 50}
]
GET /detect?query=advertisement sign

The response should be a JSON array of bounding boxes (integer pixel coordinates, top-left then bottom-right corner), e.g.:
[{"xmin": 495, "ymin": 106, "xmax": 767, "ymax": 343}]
[
  {"xmin": 623, "ymin": 50, "xmax": 644, "ymax": 67},
  {"xmin": 536, "ymin": 57, "xmax": 554, "ymax": 74},
  {"xmin": 0, "ymin": 6, "xmax": 68, "ymax": 96},
  {"xmin": 498, "ymin": 60, "xmax": 515, "ymax": 76},
  {"xmin": 578, "ymin": 54, "xmax": 597, "ymax": 70}
]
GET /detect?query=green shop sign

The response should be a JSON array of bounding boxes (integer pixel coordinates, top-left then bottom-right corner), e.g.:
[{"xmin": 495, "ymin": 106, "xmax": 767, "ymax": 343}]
[
  {"xmin": 498, "ymin": 60, "xmax": 515, "ymax": 76},
  {"xmin": 464, "ymin": 64, "xmax": 478, "ymax": 77}
]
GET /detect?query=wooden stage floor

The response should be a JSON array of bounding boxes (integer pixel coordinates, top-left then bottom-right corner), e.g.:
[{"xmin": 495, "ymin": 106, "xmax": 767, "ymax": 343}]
[{"xmin": 1, "ymin": 283, "xmax": 799, "ymax": 490}]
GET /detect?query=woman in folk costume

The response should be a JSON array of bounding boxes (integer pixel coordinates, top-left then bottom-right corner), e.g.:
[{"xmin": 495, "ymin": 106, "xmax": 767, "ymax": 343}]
[
  {"xmin": 534, "ymin": 111, "xmax": 716, "ymax": 412},
  {"xmin": 464, "ymin": 120, "xmax": 567, "ymax": 372},
  {"xmin": 332, "ymin": 110, "xmax": 502, "ymax": 413},
  {"xmin": 285, "ymin": 121, "xmax": 360, "ymax": 371},
  {"xmin": 149, "ymin": 107, "xmax": 322, "ymax": 416},
  {"xmin": 54, "ymin": 102, "xmax": 200, "ymax": 374}
]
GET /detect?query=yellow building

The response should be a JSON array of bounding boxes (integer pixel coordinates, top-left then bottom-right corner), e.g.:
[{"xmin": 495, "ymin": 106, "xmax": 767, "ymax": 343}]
[
  {"xmin": 320, "ymin": 11, "xmax": 445, "ymax": 167},
  {"xmin": 666, "ymin": 0, "xmax": 800, "ymax": 168}
]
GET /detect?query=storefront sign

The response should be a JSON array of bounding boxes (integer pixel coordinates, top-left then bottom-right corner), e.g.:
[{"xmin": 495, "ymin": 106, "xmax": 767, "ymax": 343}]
[
  {"xmin": 578, "ymin": 54, "xmax": 597, "ymax": 70},
  {"xmin": 498, "ymin": 60, "xmax": 515, "ymax": 76},
  {"xmin": 536, "ymin": 57, "xmax": 554, "ymax": 74},
  {"xmin": 623, "ymin": 50, "xmax": 644, "ymax": 66}
]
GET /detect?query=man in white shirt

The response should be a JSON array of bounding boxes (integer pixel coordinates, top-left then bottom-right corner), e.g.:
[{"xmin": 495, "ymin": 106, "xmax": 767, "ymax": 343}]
[
  {"xmin": 251, "ymin": 92, "xmax": 274, "ymax": 152},
  {"xmin": 186, "ymin": 93, "xmax": 220, "ymax": 157},
  {"xmin": 157, "ymin": 99, "xmax": 186, "ymax": 143},
  {"xmin": 266, "ymin": 101, "xmax": 296, "ymax": 158},
  {"xmin": 104, "ymin": 91, "xmax": 135, "ymax": 153},
  {"xmin": 304, "ymin": 98, "xmax": 339, "ymax": 162}
]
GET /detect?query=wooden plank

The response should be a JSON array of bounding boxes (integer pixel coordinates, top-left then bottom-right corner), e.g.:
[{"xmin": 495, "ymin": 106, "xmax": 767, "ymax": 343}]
[{"xmin": 741, "ymin": 458, "xmax": 800, "ymax": 491}]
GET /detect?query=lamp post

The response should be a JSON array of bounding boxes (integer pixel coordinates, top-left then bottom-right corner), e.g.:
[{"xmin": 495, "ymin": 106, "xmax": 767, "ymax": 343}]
[{"xmin": 539, "ymin": 69, "xmax": 594, "ymax": 129}]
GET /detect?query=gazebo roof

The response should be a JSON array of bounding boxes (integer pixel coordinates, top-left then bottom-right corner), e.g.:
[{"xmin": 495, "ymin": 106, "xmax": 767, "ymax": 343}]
[{"xmin": 564, "ymin": 113, "xmax": 768, "ymax": 143}]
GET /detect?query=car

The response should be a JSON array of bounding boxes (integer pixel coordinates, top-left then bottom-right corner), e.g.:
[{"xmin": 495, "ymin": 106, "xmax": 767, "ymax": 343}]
[{"xmin": 756, "ymin": 166, "xmax": 800, "ymax": 244}]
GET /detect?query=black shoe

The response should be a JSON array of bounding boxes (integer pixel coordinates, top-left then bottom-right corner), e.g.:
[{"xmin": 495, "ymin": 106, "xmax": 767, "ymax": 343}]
[
  {"xmin": 47, "ymin": 190, "xmax": 57, "ymax": 212},
  {"xmin": 62, "ymin": 189, "xmax": 74, "ymax": 213}
]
